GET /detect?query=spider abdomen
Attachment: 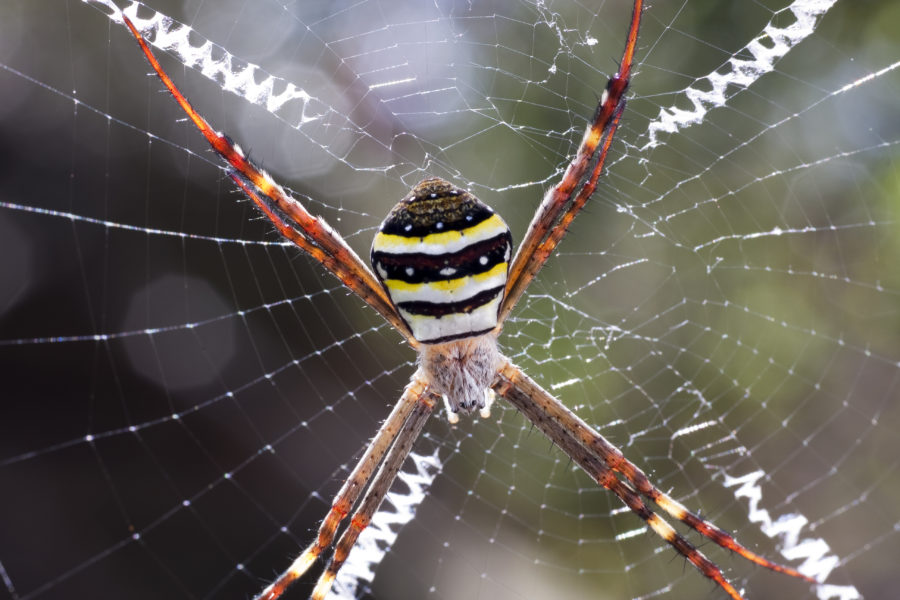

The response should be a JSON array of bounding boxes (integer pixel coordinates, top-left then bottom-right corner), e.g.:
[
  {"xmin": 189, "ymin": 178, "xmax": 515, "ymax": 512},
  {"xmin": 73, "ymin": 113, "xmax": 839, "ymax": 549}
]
[{"xmin": 371, "ymin": 178, "xmax": 512, "ymax": 345}]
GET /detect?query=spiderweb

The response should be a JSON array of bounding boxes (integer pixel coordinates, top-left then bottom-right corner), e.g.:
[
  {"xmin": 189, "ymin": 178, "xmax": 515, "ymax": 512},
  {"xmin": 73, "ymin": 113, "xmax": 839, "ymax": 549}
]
[{"xmin": 1, "ymin": 1, "xmax": 897, "ymax": 599}]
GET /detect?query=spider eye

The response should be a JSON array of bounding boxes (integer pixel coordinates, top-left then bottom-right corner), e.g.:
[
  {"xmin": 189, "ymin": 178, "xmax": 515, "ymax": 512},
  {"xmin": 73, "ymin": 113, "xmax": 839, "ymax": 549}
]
[{"xmin": 370, "ymin": 177, "xmax": 512, "ymax": 344}]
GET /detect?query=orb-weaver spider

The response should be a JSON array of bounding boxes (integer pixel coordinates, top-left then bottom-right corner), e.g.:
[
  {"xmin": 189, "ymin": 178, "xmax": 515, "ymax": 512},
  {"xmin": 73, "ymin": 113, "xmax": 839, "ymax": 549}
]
[{"xmin": 119, "ymin": 1, "xmax": 816, "ymax": 597}]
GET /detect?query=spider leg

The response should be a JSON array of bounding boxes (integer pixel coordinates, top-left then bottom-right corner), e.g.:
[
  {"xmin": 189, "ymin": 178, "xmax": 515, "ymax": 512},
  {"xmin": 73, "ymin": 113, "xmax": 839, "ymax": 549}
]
[
  {"xmin": 499, "ymin": 0, "xmax": 642, "ymax": 325},
  {"xmin": 494, "ymin": 360, "xmax": 815, "ymax": 598},
  {"xmin": 229, "ymin": 176, "xmax": 412, "ymax": 341},
  {"xmin": 120, "ymin": 14, "xmax": 414, "ymax": 344},
  {"xmin": 494, "ymin": 366, "xmax": 745, "ymax": 599},
  {"xmin": 312, "ymin": 390, "xmax": 437, "ymax": 599},
  {"xmin": 254, "ymin": 377, "xmax": 429, "ymax": 600}
]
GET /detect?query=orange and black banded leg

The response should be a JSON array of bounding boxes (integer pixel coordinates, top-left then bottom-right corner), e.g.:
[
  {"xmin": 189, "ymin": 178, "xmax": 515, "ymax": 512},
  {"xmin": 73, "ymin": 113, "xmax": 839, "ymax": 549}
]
[
  {"xmin": 496, "ymin": 360, "xmax": 814, "ymax": 585},
  {"xmin": 254, "ymin": 378, "xmax": 428, "ymax": 600},
  {"xmin": 613, "ymin": 457, "xmax": 815, "ymax": 583},
  {"xmin": 121, "ymin": 14, "xmax": 413, "ymax": 343},
  {"xmin": 499, "ymin": 0, "xmax": 643, "ymax": 324},
  {"xmin": 311, "ymin": 391, "xmax": 436, "ymax": 599},
  {"xmin": 494, "ymin": 360, "xmax": 814, "ymax": 600}
]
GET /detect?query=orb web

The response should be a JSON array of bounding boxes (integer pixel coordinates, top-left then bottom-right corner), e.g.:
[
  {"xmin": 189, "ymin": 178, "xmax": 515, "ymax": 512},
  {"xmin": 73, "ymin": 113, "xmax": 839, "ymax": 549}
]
[{"xmin": 0, "ymin": 1, "xmax": 897, "ymax": 599}]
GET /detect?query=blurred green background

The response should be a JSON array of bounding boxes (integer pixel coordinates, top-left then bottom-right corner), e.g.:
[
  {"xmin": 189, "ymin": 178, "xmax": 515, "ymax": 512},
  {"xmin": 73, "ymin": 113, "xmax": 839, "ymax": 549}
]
[{"xmin": 1, "ymin": 1, "xmax": 898, "ymax": 599}]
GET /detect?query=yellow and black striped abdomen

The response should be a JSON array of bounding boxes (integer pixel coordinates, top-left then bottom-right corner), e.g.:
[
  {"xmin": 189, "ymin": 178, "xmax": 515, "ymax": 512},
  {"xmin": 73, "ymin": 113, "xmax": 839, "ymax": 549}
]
[{"xmin": 371, "ymin": 178, "xmax": 512, "ymax": 344}]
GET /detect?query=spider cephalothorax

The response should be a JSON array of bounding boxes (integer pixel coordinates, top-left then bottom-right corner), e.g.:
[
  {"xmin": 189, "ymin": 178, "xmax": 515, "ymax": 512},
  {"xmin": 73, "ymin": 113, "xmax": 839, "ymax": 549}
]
[{"xmin": 416, "ymin": 333, "xmax": 501, "ymax": 417}]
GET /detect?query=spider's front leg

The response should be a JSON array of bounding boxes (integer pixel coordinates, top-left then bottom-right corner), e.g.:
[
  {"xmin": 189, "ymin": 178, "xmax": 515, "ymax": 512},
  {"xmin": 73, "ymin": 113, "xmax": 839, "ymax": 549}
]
[
  {"xmin": 311, "ymin": 390, "xmax": 436, "ymax": 599},
  {"xmin": 254, "ymin": 378, "xmax": 428, "ymax": 600},
  {"xmin": 493, "ymin": 360, "xmax": 816, "ymax": 600}
]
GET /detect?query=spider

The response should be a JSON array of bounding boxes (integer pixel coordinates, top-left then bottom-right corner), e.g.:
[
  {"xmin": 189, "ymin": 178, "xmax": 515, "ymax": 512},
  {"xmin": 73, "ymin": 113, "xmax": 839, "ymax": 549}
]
[{"xmin": 121, "ymin": 2, "xmax": 816, "ymax": 598}]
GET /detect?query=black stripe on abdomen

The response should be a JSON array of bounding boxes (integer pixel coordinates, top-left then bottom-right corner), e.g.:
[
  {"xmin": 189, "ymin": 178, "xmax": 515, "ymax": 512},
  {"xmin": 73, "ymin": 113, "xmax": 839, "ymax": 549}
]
[
  {"xmin": 397, "ymin": 285, "xmax": 506, "ymax": 318},
  {"xmin": 372, "ymin": 232, "xmax": 511, "ymax": 284}
]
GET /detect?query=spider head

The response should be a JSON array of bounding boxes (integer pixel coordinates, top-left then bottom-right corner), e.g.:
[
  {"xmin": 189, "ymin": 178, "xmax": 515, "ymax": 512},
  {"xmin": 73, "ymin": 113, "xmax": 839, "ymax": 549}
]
[{"xmin": 417, "ymin": 334, "xmax": 501, "ymax": 418}]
